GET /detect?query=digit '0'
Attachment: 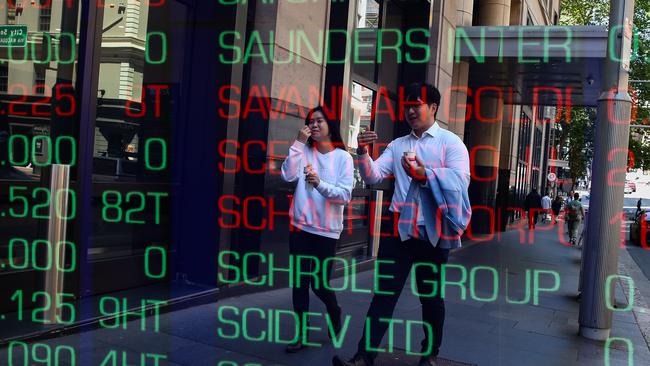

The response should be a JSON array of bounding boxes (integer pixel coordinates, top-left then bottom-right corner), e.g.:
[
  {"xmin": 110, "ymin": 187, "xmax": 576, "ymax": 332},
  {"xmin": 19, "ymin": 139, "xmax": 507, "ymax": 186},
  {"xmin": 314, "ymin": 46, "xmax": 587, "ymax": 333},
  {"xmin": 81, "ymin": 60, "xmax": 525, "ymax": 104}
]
[
  {"xmin": 55, "ymin": 345, "xmax": 76, "ymax": 366},
  {"xmin": 145, "ymin": 246, "xmax": 167, "ymax": 279},
  {"xmin": 31, "ymin": 33, "xmax": 52, "ymax": 64},
  {"xmin": 8, "ymin": 341, "xmax": 28, "ymax": 366},
  {"xmin": 145, "ymin": 32, "xmax": 167, "ymax": 64},
  {"xmin": 8, "ymin": 134, "xmax": 29, "ymax": 165},
  {"xmin": 604, "ymin": 337, "xmax": 633, "ymax": 366},
  {"xmin": 144, "ymin": 138, "xmax": 167, "ymax": 171},
  {"xmin": 8, "ymin": 238, "xmax": 29, "ymax": 270},
  {"xmin": 56, "ymin": 32, "xmax": 76, "ymax": 65}
]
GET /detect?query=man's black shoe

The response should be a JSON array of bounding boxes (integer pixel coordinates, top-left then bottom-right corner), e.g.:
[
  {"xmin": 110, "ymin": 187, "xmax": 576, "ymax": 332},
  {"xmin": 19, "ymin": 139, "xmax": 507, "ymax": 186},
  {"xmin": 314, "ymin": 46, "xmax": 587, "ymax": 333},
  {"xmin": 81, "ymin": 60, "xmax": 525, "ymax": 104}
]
[
  {"xmin": 417, "ymin": 355, "xmax": 438, "ymax": 366},
  {"xmin": 332, "ymin": 354, "xmax": 371, "ymax": 366},
  {"xmin": 285, "ymin": 341, "xmax": 305, "ymax": 353}
]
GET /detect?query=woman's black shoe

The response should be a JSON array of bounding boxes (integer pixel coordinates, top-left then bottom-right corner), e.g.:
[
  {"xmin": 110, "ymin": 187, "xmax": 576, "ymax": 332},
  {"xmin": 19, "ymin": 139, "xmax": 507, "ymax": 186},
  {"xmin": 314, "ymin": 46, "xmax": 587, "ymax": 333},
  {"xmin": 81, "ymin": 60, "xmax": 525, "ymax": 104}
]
[{"xmin": 328, "ymin": 311, "xmax": 342, "ymax": 340}]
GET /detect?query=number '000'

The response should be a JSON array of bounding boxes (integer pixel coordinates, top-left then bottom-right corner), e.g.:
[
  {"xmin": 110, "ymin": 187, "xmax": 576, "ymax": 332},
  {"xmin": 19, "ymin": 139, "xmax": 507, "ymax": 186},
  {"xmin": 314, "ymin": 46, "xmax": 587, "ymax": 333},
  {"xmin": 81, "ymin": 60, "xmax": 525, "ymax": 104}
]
[{"xmin": 8, "ymin": 238, "xmax": 76, "ymax": 272}]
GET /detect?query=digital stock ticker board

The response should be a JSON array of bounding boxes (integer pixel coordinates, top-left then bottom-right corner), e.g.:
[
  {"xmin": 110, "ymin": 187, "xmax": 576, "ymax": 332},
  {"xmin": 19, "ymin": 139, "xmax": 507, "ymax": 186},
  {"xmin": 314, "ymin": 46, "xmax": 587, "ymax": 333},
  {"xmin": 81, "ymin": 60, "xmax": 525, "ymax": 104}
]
[{"xmin": 0, "ymin": 1, "xmax": 649, "ymax": 366}]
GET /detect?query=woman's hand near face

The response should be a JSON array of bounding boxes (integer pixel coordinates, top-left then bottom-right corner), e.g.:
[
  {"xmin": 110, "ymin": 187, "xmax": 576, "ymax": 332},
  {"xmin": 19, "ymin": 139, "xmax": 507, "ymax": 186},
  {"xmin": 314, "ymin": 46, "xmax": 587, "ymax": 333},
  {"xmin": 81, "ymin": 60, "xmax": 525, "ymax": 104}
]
[{"xmin": 297, "ymin": 126, "xmax": 311, "ymax": 144}]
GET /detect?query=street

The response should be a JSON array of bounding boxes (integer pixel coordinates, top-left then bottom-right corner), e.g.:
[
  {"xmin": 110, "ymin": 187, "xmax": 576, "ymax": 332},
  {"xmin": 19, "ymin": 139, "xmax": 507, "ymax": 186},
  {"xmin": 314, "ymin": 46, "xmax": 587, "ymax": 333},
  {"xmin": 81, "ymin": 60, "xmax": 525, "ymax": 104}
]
[{"xmin": 621, "ymin": 174, "xmax": 650, "ymax": 282}]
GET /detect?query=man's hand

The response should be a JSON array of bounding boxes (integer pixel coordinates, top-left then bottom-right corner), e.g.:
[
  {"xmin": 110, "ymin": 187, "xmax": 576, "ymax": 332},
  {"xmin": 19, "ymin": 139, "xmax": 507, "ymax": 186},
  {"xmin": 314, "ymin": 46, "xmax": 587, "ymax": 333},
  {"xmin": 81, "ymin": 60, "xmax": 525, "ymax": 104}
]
[
  {"xmin": 357, "ymin": 129, "xmax": 378, "ymax": 154},
  {"xmin": 297, "ymin": 126, "xmax": 311, "ymax": 144},
  {"xmin": 401, "ymin": 155, "xmax": 427, "ymax": 182}
]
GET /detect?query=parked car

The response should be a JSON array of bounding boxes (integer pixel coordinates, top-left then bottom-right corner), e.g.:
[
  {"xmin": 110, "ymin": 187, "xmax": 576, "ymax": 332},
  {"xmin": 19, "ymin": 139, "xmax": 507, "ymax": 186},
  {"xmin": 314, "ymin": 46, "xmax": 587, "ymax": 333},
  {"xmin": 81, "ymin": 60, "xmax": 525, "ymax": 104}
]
[
  {"xmin": 627, "ymin": 181, "xmax": 637, "ymax": 192},
  {"xmin": 630, "ymin": 209, "xmax": 650, "ymax": 247},
  {"xmin": 624, "ymin": 183, "xmax": 633, "ymax": 194},
  {"xmin": 623, "ymin": 197, "xmax": 643, "ymax": 220}
]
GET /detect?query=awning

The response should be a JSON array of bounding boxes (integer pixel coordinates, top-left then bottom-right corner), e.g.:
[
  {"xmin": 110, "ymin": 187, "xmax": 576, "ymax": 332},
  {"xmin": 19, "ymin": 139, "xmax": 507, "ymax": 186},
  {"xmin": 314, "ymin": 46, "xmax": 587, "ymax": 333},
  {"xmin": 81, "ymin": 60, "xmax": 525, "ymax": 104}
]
[{"xmin": 455, "ymin": 26, "xmax": 609, "ymax": 107}]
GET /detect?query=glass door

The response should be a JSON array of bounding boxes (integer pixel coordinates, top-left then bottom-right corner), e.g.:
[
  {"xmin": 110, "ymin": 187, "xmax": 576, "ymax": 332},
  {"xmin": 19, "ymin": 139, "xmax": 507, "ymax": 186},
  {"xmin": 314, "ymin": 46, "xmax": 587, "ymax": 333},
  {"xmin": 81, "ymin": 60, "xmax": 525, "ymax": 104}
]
[
  {"xmin": 81, "ymin": 0, "xmax": 192, "ymax": 296},
  {"xmin": 0, "ymin": 0, "xmax": 82, "ymax": 334}
]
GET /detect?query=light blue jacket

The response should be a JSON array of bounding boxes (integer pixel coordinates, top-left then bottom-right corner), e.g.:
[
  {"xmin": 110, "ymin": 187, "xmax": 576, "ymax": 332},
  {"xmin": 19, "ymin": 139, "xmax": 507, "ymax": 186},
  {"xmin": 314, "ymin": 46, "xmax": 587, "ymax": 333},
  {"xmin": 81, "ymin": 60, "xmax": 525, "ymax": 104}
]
[{"xmin": 398, "ymin": 167, "xmax": 472, "ymax": 249}]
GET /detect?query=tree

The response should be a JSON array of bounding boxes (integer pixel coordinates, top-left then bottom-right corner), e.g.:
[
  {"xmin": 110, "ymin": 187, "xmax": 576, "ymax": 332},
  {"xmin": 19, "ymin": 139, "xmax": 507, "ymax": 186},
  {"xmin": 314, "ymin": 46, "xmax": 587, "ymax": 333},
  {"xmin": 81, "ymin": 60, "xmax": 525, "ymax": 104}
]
[
  {"xmin": 628, "ymin": 134, "xmax": 650, "ymax": 169},
  {"xmin": 559, "ymin": 0, "xmax": 609, "ymax": 26},
  {"xmin": 557, "ymin": 107, "xmax": 595, "ymax": 189},
  {"xmin": 560, "ymin": 0, "xmax": 650, "ymax": 180}
]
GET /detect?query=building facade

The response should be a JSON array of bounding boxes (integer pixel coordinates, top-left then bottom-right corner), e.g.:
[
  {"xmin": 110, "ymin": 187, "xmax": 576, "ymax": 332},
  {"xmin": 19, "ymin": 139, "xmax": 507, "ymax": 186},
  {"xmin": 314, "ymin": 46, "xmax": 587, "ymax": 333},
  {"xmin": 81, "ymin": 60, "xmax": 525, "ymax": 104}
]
[{"xmin": 0, "ymin": 0, "xmax": 566, "ymax": 337}]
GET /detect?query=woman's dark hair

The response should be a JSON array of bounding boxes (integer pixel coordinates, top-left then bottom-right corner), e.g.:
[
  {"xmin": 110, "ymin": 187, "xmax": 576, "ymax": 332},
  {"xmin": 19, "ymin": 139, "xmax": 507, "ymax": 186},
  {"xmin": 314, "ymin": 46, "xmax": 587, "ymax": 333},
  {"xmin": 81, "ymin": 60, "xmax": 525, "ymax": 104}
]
[{"xmin": 304, "ymin": 106, "xmax": 347, "ymax": 150}]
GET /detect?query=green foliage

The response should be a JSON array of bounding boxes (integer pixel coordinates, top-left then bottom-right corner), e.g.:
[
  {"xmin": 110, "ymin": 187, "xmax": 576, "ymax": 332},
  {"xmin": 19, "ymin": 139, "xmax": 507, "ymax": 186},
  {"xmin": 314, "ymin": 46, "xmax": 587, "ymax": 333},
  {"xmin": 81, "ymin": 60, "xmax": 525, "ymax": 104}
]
[
  {"xmin": 560, "ymin": 0, "xmax": 650, "ymax": 180},
  {"xmin": 628, "ymin": 134, "xmax": 650, "ymax": 169},
  {"xmin": 559, "ymin": 0, "xmax": 609, "ymax": 26},
  {"xmin": 557, "ymin": 107, "xmax": 595, "ymax": 187}
]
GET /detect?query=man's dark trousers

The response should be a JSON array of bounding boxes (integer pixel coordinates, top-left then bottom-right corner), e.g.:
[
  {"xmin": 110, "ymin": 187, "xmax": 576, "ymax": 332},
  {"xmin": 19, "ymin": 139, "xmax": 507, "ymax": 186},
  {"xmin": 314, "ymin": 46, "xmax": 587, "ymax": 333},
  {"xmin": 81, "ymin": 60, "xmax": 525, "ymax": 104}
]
[{"xmin": 356, "ymin": 233, "xmax": 449, "ymax": 363}]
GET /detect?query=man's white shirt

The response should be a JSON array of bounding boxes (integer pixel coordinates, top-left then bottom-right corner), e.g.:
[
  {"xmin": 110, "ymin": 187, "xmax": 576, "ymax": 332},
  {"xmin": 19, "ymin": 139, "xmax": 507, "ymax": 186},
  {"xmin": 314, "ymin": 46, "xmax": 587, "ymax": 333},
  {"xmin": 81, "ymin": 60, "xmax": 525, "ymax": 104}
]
[{"xmin": 358, "ymin": 122, "xmax": 471, "ymax": 227}]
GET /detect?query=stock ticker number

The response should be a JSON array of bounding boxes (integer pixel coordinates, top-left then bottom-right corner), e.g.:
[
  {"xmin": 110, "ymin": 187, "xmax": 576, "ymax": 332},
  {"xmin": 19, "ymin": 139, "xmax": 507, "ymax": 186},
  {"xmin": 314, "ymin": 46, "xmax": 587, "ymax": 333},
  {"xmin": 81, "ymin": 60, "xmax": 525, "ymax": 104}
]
[
  {"xmin": 6, "ymin": 186, "xmax": 76, "ymax": 220},
  {"xmin": 2, "ymin": 238, "xmax": 76, "ymax": 272},
  {"xmin": 8, "ymin": 290, "xmax": 75, "ymax": 325},
  {"xmin": 101, "ymin": 191, "xmax": 168, "ymax": 225},
  {"xmin": 1, "ymin": 84, "xmax": 76, "ymax": 118},
  {"xmin": 6, "ymin": 340, "xmax": 169, "ymax": 366},
  {"xmin": 6, "ymin": 341, "xmax": 76, "ymax": 366},
  {"xmin": 5, "ymin": 135, "xmax": 76, "ymax": 167}
]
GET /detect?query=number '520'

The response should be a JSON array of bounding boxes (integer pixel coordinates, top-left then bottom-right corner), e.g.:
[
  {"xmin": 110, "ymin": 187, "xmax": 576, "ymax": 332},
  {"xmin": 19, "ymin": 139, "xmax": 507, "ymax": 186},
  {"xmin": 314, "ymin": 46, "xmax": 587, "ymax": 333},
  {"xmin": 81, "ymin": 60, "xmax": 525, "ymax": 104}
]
[{"xmin": 8, "ymin": 187, "xmax": 76, "ymax": 220}]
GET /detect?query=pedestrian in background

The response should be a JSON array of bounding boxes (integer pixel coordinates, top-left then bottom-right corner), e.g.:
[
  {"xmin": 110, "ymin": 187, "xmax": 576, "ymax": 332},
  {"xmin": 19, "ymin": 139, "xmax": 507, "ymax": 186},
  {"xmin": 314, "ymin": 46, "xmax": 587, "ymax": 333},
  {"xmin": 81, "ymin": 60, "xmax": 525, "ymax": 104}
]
[
  {"xmin": 495, "ymin": 188, "xmax": 509, "ymax": 231},
  {"xmin": 280, "ymin": 106, "xmax": 353, "ymax": 352},
  {"xmin": 541, "ymin": 193, "xmax": 552, "ymax": 222},
  {"xmin": 524, "ymin": 188, "xmax": 542, "ymax": 229},
  {"xmin": 565, "ymin": 192, "xmax": 585, "ymax": 246},
  {"xmin": 552, "ymin": 195, "xmax": 563, "ymax": 224}
]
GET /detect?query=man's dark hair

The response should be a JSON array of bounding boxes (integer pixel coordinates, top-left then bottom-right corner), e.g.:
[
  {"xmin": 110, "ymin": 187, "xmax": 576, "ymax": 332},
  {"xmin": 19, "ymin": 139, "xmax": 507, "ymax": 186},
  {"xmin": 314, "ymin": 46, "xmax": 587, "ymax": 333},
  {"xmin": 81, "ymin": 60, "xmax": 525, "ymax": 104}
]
[
  {"xmin": 404, "ymin": 82, "xmax": 441, "ymax": 119},
  {"xmin": 574, "ymin": 192, "xmax": 580, "ymax": 200}
]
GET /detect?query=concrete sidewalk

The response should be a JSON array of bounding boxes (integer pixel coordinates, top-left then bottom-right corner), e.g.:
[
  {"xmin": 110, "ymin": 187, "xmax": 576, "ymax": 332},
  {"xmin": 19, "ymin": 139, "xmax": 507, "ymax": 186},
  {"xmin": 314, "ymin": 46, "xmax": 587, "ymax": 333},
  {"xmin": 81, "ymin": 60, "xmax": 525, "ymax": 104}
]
[{"xmin": 2, "ymin": 223, "xmax": 650, "ymax": 366}]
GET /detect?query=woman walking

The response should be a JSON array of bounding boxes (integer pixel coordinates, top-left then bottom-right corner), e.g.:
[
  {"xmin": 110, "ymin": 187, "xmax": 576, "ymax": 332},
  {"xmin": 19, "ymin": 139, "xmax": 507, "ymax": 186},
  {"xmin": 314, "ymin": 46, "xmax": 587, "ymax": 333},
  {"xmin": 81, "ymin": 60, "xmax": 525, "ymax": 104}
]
[{"xmin": 280, "ymin": 106, "xmax": 354, "ymax": 352}]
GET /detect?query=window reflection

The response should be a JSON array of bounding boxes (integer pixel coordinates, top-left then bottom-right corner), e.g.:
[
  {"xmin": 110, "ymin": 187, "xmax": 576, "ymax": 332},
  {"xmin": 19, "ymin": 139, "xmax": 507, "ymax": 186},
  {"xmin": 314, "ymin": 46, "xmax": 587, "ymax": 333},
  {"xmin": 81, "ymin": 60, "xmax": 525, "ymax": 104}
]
[
  {"xmin": 89, "ymin": 1, "xmax": 188, "ymax": 260},
  {"xmin": 0, "ymin": 0, "xmax": 80, "ymax": 181},
  {"xmin": 349, "ymin": 82, "xmax": 374, "ymax": 150},
  {"xmin": 0, "ymin": 0, "xmax": 81, "ymax": 277},
  {"xmin": 93, "ymin": 2, "xmax": 186, "ymax": 182},
  {"xmin": 357, "ymin": 0, "xmax": 380, "ymax": 29}
]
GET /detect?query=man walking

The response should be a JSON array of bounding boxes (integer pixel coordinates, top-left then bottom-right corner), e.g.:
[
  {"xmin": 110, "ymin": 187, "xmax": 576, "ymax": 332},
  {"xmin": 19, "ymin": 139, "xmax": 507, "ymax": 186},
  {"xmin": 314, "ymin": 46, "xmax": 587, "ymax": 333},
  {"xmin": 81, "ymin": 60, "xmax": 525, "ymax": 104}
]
[
  {"xmin": 565, "ymin": 192, "xmax": 585, "ymax": 246},
  {"xmin": 524, "ymin": 188, "xmax": 542, "ymax": 229},
  {"xmin": 541, "ymin": 193, "xmax": 552, "ymax": 222},
  {"xmin": 332, "ymin": 82, "xmax": 471, "ymax": 366}
]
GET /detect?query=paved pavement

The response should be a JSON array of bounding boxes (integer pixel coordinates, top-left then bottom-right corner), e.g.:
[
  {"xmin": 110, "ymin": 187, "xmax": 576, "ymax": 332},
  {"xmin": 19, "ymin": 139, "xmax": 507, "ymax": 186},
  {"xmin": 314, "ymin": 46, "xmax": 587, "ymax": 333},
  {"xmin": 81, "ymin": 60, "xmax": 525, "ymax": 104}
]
[
  {"xmin": 2, "ymin": 223, "xmax": 650, "ymax": 366},
  {"xmin": 628, "ymin": 244, "xmax": 650, "ymax": 281}
]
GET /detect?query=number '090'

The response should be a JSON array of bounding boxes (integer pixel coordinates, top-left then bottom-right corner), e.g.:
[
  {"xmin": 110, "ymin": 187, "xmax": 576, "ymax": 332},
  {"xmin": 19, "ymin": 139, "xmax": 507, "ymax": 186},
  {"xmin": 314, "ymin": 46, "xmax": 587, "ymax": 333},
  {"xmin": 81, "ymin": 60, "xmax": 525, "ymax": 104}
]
[{"xmin": 8, "ymin": 341, "xmax": 75, "ymax": 366}]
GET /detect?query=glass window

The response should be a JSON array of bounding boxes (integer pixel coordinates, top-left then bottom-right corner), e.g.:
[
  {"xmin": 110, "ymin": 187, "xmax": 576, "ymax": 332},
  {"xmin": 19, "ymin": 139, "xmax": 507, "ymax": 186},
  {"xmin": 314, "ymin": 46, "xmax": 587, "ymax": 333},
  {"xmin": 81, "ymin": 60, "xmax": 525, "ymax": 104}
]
[
  {"xmin": 0, "ymin": 64, "xmax": 7, "ymax": 92},
  {"xmin": 348, "ymin": 81, "xmax": 374, "ymax": 149},
  {"xmin": 0, "ymin": 1, "xmax": 80, "ymax": 182},
  {"xmin": 6, "ymin": 2, "xmax": 17, "ymax": 24},
  {"xmin": 357, "ymin": 0, "xmax": 380, "ymax": 28},
  {"xmin": 0, "ymin": 0, "xmax": 81, "ymax": 286},
  {"xmin": 89, "ymin": 0, "xmax": 190, "ymax": 260},
  {"xmin": 342, "ymin": 81, "xmax": 376, "ymax": 189},
  {"xmin": 38, "ymin": 0, "xmax": 52, "ymax": 32},
  {"xmin": 353, "ymin": 0, "xmax": 381, "ymax": 83},
  {"xmin": 34, "ymin": 66, "xmax": 45, "ymax": 94}
]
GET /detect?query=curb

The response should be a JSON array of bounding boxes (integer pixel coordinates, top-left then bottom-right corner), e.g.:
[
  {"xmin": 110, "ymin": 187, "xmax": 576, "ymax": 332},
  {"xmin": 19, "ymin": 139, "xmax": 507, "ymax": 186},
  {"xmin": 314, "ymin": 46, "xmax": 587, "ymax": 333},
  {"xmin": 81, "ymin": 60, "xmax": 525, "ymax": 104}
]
[{"xmin": 617, "ymin": 247, "xmax": 650, "ymax": 352}]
